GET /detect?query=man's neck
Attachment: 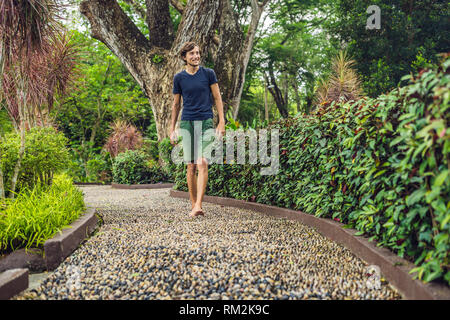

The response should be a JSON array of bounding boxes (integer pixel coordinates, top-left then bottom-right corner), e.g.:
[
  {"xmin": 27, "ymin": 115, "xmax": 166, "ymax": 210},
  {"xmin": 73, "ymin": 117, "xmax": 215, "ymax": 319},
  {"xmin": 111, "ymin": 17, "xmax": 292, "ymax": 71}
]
[{"xmin": 185, "ymin": 64, "xmax": 200, "ymax": 75}]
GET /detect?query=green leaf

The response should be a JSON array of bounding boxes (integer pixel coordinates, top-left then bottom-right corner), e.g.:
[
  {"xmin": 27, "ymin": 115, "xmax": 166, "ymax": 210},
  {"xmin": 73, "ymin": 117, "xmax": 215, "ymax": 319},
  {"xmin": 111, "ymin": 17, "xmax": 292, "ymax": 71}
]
[
  {"xmin": 426, "ymin": 187, "xmax": 441, "ymax": 203},
  {"xmin": 416, "ymin": 120, "xmax": 444, "ymax": 139},
  {"xmin": 373, "ymin": 170, "xmax": 386, "ymax": 178},
  {"xmin": 434, "ymin": 170, "xmax": 448, "ymax": 187},
  {"xmin": 406, "ymin": 188, "xmax": 427, "ymax": 206},
  {"xmin": 384, "ymin": 122, "xmax": 393, "ymax": 132},
  {"xmin": 389, "ymin": 136, "xmax": 404, "ymax": 147},
  {"xmin": 440, "ymin": 214, "xmax": 450, "ymax": 230},
  {"xmin": 424, "ymin": 270, "xmax": 442, "ymax": 282}
]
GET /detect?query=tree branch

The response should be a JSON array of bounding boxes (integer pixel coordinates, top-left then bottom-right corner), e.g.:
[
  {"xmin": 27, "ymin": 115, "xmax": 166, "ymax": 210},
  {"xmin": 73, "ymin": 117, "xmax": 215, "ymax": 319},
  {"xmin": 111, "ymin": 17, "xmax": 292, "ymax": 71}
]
[
  {"xmin": 169, "ymin": 0, "xmax": 185, "ymax": 14},
  {"xmin": 122, "ymin": 0, "xmax": 147, "ymax": 21},
  {"xmin": 145, "ymin": 0, "xmax": 174, "ymax": 49},
  {"xmin": 80, "ymin": 0, "xmax": 152, "ymax": 90}
]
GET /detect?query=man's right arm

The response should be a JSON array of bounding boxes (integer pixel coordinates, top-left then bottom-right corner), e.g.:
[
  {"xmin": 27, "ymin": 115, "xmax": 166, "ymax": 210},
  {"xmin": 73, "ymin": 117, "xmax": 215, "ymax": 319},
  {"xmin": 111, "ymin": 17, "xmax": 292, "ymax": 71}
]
[{"xmin": 170, "ymin": 93, "xmax": 181, "ymax": 145}]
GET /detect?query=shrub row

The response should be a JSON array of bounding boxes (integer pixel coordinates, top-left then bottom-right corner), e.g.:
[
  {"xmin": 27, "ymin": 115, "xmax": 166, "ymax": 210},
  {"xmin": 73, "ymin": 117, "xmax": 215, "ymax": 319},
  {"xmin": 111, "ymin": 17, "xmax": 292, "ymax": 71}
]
[
  {"xmin": 172, "ymin": 56, "xmax": 450, "ymax": 285},
  {"xmin": 0, "ymin": 127, "xmax": 70, "ymax": 195},
  {"xmin": 112, "ymin": 149, "xmax": 172, "ymax": 185}
]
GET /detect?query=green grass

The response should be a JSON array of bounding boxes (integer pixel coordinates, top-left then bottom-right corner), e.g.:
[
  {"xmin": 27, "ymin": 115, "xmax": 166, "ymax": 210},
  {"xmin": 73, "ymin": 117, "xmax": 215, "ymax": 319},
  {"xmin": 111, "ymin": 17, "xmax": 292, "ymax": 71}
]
[{"xmin": 0, "ymin": 174, "xmax": 85, "ymax": 253}]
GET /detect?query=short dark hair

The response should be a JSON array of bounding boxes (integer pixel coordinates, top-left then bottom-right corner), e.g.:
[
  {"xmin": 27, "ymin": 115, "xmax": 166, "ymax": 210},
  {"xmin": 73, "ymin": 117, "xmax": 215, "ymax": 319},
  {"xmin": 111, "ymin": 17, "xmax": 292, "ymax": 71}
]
[{"xmin": 179, "ymin": 41, "xmax": 201, "ymax": 64}]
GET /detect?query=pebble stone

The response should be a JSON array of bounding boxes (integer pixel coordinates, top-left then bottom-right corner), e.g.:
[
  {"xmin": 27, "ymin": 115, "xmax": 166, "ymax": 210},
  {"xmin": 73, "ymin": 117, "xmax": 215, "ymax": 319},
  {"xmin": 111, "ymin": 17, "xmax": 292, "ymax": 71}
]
[{"xmin": 13, "ymin": 186, "xmax": 402, "ymax": 300}]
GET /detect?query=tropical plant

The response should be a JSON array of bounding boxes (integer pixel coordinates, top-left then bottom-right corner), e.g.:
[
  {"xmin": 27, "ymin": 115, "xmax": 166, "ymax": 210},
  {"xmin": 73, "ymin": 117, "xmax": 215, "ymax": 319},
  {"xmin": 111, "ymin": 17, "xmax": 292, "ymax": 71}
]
[
  {"xmin": 0, "ymin": 126, "xmax": 70, "ymax": 196},
  {"xmin": 330, "ymin": 0, "xmax": 449, "ymax": 97},
  {"xmin": 112, "ymin": 149, "xmax": 170, "ymax": 185},
  {"xmin": 103, "ymin": 120, "xmax": 144, "ymax": 158},
  {"xmin": 0, "ymin": 0, "xmax": 78, "ymax": 198},
  {"xmin": 314, "ymin": 50, "xmax": 363, "ymax": 107}
]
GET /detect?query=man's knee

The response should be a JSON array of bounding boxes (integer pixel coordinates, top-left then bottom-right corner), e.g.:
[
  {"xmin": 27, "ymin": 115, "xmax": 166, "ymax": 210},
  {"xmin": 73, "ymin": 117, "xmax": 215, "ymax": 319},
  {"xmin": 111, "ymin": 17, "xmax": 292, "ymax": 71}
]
[{"xmin": 196, "ymin": 157, "xmax": 208, "ymax": 168}]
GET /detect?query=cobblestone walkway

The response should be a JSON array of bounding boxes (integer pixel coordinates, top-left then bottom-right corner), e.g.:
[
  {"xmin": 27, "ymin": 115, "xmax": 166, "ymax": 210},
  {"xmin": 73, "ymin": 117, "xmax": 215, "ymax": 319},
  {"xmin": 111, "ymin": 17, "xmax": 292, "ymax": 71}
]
[{"xmin": 14, "ymin": 186, "xmax": 402, "ymax": 300}]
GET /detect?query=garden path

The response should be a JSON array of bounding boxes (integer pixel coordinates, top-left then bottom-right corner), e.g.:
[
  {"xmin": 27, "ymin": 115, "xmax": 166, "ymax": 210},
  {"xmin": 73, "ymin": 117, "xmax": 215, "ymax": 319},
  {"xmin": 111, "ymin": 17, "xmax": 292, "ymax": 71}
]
[{"xmin": 14, "ymin": 186, "xmax": 401, "ymax": 300}]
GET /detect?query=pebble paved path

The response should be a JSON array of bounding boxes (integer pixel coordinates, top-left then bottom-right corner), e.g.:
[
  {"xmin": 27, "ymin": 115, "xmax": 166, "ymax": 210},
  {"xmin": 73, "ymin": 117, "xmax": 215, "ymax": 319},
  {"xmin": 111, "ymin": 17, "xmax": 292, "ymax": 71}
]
[{"xmin": 14, "ymin": 186, "xmax": 401, "ymax": 300}]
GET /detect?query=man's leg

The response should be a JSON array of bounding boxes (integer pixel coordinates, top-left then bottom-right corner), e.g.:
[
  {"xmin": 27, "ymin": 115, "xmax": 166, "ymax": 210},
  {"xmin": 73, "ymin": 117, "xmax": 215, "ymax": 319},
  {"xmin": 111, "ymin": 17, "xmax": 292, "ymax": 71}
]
[
  {"xmin": 179, "ymin": 120, "xmax": 200, "ymax": 215},
  {"xmin": 190, "ymin": 157, "xmax": 208, "ymax": 216},
  {"xmin": 186, "ymin": 163, "xmax": 197, "ymax": 209},
  {"xmin": 189, "ymin": 119, "xmax": 212, "ymax": 216}
]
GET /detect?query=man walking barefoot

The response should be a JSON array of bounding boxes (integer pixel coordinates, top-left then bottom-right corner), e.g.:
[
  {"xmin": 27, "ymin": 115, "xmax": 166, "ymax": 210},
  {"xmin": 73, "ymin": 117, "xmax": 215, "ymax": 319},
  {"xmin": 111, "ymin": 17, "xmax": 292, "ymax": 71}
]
[{"xmin": 170, "ymin": 42, "xmax": 225, "ymax": 217}]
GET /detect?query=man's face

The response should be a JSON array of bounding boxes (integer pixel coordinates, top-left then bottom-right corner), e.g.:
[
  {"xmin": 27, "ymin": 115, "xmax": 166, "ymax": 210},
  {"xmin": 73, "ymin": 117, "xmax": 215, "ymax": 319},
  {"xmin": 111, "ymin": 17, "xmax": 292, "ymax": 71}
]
[{"xmin": 185, "ymin": 46, "xmax": 200, "ymax": 66}]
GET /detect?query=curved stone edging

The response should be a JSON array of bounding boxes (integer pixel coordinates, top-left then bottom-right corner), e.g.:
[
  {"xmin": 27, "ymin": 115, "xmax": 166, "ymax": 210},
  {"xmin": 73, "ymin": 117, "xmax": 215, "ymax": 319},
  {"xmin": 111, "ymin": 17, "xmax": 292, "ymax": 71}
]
[
  {"xmin": 0, "ymin": 207, "xmax": 99, "ymax": 273},
  {"xmin": 74, "ymin": 182, "xmax": 111, "ymax": 186},
  {"xmin": 111, "ymin": 182, "xmax": 174, "ymax": 189},
  {"xmin": 169, "ymin": 189, "xmax": 450, "ymax": 300},
  {"xmin": 44, "ymin": 207, "xmax": 99, "ymax": 270}
]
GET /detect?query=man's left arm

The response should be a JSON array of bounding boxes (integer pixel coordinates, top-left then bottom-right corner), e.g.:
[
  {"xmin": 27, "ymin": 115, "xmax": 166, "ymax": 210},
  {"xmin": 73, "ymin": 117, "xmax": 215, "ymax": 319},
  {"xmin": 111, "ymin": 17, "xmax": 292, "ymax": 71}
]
[{"xmin": 210, "ymin": 83, "xmax": 225, "ymax": 137}]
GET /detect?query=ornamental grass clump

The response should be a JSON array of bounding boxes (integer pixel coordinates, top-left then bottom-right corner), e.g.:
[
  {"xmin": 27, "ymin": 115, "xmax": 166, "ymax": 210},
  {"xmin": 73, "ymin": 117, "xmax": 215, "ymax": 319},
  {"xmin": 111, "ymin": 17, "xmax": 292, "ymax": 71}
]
[
  {"xmin": 0, "ymin": 174, "xmax": 85, "ymax": 253},
  {"xmin": 103, "ymin": 120, "xmax": 143, "ymax": 158}
]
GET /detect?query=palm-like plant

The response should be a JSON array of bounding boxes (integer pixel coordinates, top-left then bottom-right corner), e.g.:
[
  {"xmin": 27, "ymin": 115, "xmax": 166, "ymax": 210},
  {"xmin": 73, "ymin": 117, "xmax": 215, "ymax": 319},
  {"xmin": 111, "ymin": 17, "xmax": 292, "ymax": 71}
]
[
  {"xmin": 0, "ymin": 0, "xmax": 78, "ymax": 198},
  {"xmin": 314, "ymin": 50, "xmax": 363, "ymax": 107},
  {"xmin": 0, "ymin": 0, "xmax": 59, "ymax": 57}
]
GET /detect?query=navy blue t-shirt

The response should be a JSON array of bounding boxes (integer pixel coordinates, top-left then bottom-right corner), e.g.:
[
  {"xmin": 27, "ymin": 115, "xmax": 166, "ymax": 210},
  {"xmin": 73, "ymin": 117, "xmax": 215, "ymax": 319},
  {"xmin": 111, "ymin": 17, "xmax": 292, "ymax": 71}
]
[{"xmin": 173, "ymin": 66, "xmax": 218, "ymax": 120}]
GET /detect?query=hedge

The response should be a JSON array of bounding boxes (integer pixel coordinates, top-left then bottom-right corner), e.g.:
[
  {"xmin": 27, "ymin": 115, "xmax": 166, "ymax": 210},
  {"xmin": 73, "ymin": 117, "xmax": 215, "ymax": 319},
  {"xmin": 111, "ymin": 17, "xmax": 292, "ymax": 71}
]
[
  {"xmin": 112, "ymin": 149, "xmax": 172, "ymax": 184},
  {"xmin": 172, "ymin": 55, "xmax": 450, "ymax": 285}
]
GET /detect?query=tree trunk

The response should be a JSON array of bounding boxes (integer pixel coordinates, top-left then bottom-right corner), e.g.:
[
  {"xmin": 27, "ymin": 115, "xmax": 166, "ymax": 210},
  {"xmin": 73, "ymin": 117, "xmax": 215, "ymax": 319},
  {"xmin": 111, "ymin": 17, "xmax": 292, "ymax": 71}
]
[
  {"xmin": 0, "ymin": 142, "xmax": 5, "ymax": 198},
  {"xmin": 266, "ymin": 64, "xmax": 289, "ymax": 118},
  {"xmin": 291, "ymin": 80, "xmax": 301, "ymax": 114},
  {"xmin": 230, "ymin": 0, "xmax": 270, "ymax": 120},
  {"xmin": 80, "ymin": 0, "xmax": 270, "ymax": 141},
  {"xmin": 9, "ymin": 118, "xmax": 26, "ymax": 198},
  {"xmin": 90, "ymin": 59, "xmax": 111, "ymax": 147},
  {"xmin": 264, "ymin": 82, "xmax": 269, "ymax": 122}
]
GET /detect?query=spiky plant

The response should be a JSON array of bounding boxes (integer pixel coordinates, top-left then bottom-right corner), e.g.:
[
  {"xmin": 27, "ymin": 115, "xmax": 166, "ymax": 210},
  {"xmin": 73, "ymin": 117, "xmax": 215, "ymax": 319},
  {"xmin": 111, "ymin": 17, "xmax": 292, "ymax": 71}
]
[
  {"xmin": 0, "ymin": 0, "xmax": 60, "ymax": 59},
  {"xmin": 103, "ymin": 120, "xmax": 144, "ymax": 158},
  {"xmin": 314, "ymin": 50, "xmax": 363, "ymax": 108}
]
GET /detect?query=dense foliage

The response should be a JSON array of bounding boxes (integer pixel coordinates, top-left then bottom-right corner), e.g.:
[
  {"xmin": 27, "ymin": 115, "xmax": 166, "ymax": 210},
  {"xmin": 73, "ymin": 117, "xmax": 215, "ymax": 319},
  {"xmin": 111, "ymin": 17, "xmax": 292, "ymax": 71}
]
[
  {"xmin": 112, "ymin": 149, "xmax": 172, "ymax": 185},
  {"xmin": 53, "ymin": 30, "xmax": 155, "ymax": 182},
  {"xmin": 173, "ymin": 56, "xmax": 450, "ymax": 285},
  {"xmin": 0, "ymin": 127, "xmax": 70, "ymax": 196},
  {"xmin": 0, "ymin": 174, "xmax": 85, "ymax": 253},
  {"xmin": 331, "ymin": 0, "xmax": 449, "ymax": 97}
]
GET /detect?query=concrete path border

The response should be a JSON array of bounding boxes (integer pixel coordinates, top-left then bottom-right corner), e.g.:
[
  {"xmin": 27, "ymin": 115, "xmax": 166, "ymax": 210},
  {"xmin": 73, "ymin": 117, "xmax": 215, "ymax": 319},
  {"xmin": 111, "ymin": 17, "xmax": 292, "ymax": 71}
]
[
  {"xmin": 44, "ymin": 207, "xmax": 99, "ymax": 270},
  {"xmin": 74, "ymin": 182, "xmax": 111, "ymax": 185},
  {"xmin": 0, "ymin": 269, "xmax": 28, "ymax": 300},
  {"xmin": 0, "ymin": 207, "xmax": 99, "ymax": 300},
  {"xmin": 169, "ymin": 189, "xmax": 450, "ymax": 300},
  {"xmin": 111, "ymin": 182, "xmax": 174, "ymax": 189}
]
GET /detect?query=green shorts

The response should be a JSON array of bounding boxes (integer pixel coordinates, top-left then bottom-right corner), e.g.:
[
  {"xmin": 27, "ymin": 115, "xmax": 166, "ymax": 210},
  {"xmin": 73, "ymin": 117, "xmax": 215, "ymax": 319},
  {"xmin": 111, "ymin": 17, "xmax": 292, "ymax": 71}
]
[{"xmin": 179, "ymin": 118, "xmax": 215, "ymax": 164}]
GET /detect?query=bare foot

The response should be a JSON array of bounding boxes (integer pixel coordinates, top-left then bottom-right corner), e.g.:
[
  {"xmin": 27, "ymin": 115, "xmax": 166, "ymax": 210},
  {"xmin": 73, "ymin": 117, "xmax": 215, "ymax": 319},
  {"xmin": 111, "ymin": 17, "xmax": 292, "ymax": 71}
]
[{"xmin": 189, "ymin": 205, "xmax": 204, "ymax": 217}]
